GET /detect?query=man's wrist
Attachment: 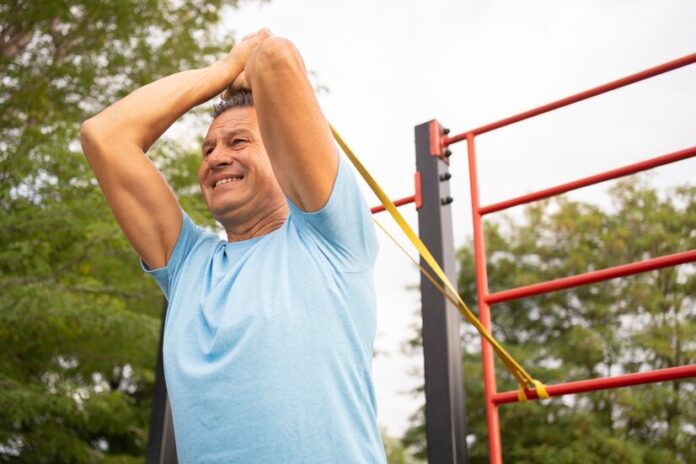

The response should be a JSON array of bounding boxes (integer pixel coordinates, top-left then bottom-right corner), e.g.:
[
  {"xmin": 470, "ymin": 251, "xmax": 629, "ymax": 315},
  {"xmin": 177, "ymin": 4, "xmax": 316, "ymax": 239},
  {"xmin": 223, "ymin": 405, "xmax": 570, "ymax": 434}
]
[
  {"xmin": 211, "ymin": 55, "xmax": 245, "ymax": 86},
  {"xmin": 188, "ymin": 60, "xmax": 238, "ymax": 105}
]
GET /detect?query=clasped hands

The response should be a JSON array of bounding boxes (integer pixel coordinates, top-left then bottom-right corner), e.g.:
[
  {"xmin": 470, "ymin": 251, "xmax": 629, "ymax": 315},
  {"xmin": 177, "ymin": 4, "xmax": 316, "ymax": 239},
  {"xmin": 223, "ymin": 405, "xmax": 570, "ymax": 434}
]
[{"xmin": 221, "ymin": 28, "xmax": 272, "ymax": 99}]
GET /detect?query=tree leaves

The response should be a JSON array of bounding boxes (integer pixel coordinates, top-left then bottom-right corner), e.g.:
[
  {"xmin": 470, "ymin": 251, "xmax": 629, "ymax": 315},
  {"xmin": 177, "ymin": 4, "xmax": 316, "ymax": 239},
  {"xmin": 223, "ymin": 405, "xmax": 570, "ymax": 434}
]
[
  {"xmin": 1, "ymin": 1, "xmax": 236, "ymax": 461},
  {"xmin": 405, "ymin": 178, "xmax": 695, "ymax": 463}
]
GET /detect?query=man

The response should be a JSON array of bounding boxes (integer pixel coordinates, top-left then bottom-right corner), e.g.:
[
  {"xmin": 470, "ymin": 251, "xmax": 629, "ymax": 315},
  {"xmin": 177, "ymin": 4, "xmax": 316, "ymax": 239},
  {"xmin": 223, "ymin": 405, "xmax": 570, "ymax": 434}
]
[{"xmin": 80, "ymin": 29, "xmax": 386, "ymax": 463}]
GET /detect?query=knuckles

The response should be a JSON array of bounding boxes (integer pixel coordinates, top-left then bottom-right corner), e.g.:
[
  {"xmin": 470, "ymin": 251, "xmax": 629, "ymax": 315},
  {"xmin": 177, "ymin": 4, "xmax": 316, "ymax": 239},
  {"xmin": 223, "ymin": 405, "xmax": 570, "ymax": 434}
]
[{"xmin": 254, "ymin": 37, "xmax": 300, "ymax": 68}]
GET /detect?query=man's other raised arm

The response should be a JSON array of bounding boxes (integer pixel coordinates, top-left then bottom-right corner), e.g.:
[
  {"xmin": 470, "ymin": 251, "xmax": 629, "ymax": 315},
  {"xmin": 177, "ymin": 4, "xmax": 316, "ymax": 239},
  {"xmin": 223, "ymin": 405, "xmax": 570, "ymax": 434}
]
[
  {"xmin": 243, "ymin": 38, "xmax": 338, "ymax": 212},
  {"xmin": 80, "ymin": 30, "xmax": 270, "ymax": 269}
]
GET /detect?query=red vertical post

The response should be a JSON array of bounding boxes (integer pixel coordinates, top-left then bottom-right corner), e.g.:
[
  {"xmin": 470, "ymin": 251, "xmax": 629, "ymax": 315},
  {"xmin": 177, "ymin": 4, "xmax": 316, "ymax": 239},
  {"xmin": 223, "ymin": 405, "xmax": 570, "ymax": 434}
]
[{"xmin": 465, "ymin": 133, "xmax": 503, "ymax": 463}]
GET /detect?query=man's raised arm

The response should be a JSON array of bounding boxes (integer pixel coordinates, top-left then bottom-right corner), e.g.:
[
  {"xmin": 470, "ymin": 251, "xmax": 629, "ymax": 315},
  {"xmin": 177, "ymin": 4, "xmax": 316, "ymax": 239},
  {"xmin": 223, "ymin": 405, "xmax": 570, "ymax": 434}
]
[
  {"xmin": 80, "ymin": 30, "xmax": 270, "ymax": 269},
  {"xmin": 241, "ymin": 37, "xmax": 339, "ymax": 213}
]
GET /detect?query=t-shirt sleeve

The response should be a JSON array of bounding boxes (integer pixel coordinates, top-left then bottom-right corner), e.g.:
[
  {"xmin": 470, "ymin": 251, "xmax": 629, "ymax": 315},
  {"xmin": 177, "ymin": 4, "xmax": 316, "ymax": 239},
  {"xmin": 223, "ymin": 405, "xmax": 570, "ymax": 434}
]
[
  {"xmin": 140, "ymin": 210, "xmax": 205, "ymax": 299},
  {"xmin": 287, "ymin": 152, "xmax": 379, "ymax": 272}
]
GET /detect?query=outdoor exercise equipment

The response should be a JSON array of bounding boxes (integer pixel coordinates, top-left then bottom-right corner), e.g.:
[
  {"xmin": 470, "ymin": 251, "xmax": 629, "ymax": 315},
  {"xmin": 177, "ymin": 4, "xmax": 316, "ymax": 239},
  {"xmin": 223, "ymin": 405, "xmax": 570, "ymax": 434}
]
[
  {"xmin": 363, "ymin": 51, "xmax": 696, "ymax": 464},
  {"xmin": 147, "ymin": 52, "xmax": 696, "ymax": 464}
]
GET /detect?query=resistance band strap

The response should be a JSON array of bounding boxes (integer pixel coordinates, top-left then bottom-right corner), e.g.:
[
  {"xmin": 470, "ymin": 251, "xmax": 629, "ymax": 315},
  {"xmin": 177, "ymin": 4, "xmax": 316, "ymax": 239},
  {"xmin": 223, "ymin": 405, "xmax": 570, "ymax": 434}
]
[
  {"xmin": 330, "ymin": 124, "xmax": 549, "ymax": 401},
  {"xmin": 373, "ymin": 219, "xmax": 549, "ymax": 402}
]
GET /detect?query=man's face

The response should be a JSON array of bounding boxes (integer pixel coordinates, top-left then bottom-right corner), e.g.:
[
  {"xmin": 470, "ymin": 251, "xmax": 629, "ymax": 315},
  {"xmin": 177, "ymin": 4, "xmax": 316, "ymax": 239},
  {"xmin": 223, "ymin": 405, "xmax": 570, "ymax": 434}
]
[{"xmin": 198, "ymin": 107, "xmax": 282, "ymax": 225}]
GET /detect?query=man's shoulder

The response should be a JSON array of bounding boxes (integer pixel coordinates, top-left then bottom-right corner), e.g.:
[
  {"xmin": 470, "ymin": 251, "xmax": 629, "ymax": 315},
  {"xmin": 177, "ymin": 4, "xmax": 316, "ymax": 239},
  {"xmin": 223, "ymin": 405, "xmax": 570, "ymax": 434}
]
[{"xmin": 171, "ymin": 213, "xmax": 223, "ymax": 268}]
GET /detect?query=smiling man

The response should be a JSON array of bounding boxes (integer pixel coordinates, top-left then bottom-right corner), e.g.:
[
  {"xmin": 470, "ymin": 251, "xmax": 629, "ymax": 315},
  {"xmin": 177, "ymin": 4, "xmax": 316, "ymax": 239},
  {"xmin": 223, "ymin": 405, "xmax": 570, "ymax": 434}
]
[{"xmin": 80, "ymin": 29, "xmax": 386, "ymax": 463}]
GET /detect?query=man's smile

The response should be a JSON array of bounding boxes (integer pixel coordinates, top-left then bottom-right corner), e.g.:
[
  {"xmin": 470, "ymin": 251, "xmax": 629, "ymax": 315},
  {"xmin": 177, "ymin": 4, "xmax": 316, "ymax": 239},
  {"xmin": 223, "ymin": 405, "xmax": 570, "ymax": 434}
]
[{"xmin": 213, "ymin": 175, "xmax": 244, "ymax": 188}]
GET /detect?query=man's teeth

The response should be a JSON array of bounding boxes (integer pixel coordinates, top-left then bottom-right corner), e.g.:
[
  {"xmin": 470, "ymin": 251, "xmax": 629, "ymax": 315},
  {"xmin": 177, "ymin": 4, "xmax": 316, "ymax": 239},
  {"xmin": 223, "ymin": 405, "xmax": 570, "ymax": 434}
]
[{"xmin": 215, "ymin": 177, "xmax": 242, "ymax": 188}]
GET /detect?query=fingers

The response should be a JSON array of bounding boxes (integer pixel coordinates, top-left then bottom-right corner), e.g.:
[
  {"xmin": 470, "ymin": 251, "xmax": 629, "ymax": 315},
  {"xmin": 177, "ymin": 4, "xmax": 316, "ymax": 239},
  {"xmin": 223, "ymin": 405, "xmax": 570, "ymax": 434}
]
[
  {"xmin": 242, "ymin": 28, "xmax": 272, "ymax": 45},
  {"xmin": 227, "ymin": 28, "xmax": 271, "ymax": 65},
  {"xmin": 221, "ymin": 28, "xmax": 272, "ymax": 100}
]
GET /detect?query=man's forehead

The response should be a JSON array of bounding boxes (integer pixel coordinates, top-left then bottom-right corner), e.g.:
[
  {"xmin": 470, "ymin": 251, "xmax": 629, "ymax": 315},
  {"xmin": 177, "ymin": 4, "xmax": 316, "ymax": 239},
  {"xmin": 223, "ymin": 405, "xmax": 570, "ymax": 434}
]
[{"xmin": 204, "ymin": 108, "xmax": 258, "ymax": 144}]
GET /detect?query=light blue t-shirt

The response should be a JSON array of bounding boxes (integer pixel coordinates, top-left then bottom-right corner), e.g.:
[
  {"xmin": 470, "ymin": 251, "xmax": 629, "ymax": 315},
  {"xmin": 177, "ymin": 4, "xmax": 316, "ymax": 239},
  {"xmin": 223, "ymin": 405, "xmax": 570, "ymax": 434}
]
[{"xmin": 143, "ymin": 154, "xmax": 386, "ymax": 463}]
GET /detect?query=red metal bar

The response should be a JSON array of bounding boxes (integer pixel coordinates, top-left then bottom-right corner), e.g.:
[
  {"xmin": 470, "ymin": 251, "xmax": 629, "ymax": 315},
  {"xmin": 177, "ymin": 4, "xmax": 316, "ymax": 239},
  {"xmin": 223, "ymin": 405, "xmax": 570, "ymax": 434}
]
[
  {"xmin": 444, "ymin": 52, "xmax": 696, "ymax": 145},
  {"xmin": 370, "ymin": 195, "xmax": 416, "ymax": 214},
  {"xmin": 480, "ymin": 146, "xmax": 696, "ymax": 216},
  {"xmin": 429, "ymin": 120, "xmax": 449, "ymax": 162},
  {"xmin": 486, "ymin": 250, "xmax": 696, "ymax": 305},
  {"xmin": 493, "ymin": 364, "xmax": 696, "ymax": 405},
  {"xmin": 467, "ymin": 133, "xmax": 503, "ymax": 463},
  {"xmin": 414, "ymin": 171, "xmax": 422, "ymax": 209},
  {"xmin": 370, "ymin": 172, "xmax": 422, "ymax": 214},
  {"xmin": 447, "ymin": 53, "xmax": 696, "ymax": 464}
]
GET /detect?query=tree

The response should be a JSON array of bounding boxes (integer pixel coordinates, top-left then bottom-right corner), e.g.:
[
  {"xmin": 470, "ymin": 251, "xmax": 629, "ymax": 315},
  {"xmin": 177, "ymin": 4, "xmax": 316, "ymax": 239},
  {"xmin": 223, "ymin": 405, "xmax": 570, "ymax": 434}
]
[
  {"xmin": 403, "ymin": 178, "xmax": 695, "ymax": 463},
  {"xmin": 381, "ymin": 427, "xmax": 420, "ymax": 464},
  {"xmin": 0, "ymin": 1, "xmax": 238, "ymax": 461}
]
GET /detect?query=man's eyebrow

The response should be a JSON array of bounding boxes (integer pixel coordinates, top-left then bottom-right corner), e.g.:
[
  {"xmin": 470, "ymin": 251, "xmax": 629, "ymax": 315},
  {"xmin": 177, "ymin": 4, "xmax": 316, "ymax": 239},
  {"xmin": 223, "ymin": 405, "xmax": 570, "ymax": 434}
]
[{"xmin": 201, "ymin": 129, "xmax": 253, "ymax": 151}]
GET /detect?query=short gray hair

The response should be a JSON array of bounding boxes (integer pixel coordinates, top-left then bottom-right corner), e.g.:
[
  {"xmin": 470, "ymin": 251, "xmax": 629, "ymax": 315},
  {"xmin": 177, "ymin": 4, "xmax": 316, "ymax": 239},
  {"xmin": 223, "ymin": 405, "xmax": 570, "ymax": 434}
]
[{"xmin": 211, "ymin": 89, "xmax": 254, "ymax": 120}]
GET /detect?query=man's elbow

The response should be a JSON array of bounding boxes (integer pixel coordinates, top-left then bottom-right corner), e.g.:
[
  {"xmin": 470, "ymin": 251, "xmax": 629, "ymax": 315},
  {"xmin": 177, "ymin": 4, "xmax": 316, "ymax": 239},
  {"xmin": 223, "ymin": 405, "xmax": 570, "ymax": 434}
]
[
  {"xmin": 79, "ymin": 117, "xmax": 95, "ymax": 138},
  {"xmin": 79, "ymin": 118, "xmax": 110, "ymax": 160},
  {"xmin": 79, "ymin": 118, "xmax": 98, "ymax": 155}
]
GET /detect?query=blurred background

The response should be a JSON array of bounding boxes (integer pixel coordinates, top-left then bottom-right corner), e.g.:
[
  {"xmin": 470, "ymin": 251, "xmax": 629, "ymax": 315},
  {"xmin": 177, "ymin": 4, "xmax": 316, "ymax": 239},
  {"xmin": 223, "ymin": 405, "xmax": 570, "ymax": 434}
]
[{"xmin": 1, "ymin": 0, "xmax": 694, "ymax": 462}]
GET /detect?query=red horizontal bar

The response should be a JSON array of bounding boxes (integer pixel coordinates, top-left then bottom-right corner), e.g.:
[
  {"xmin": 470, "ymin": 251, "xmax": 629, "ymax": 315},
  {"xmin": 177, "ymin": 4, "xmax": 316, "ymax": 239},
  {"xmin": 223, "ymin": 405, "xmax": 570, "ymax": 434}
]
[
  {"xmin": 371, "ymin": 195, "xmax": 416, "ymax": 214},
  {"xmin": 370, "ymin": 172, "xmax": 422, "ymax": 214},
  {"xmin": 480, "ymin": 146, "xmax": 696, "ymax": 215},
  {"xmin": 486, "ymin": 250, "xmax": 696, "ymax": 304},
  {"xmin": 493, "ymin": 364, "xmax": 696, "ymax": 405},
  {"xmin": 444, "ymin": 52, "xmax": 696, "ymax": 145}
]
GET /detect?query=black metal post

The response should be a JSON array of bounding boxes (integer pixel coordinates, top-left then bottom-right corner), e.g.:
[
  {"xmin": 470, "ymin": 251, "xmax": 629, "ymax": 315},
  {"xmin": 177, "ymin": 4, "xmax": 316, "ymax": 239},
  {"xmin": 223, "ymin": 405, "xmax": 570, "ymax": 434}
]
[
  {"xmin": 415, "ymin": 120, "xmax": 467, "ymax": 463},
  {"xmin": 146, "ymin": 299, "xmax": 178, "ymax": 464}
]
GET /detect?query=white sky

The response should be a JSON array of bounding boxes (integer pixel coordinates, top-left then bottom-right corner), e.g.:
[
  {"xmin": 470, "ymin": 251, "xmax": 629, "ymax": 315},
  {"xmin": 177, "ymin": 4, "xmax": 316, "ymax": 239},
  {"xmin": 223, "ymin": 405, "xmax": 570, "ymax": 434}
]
[{"xmin": 221, "ymin": 0, "xmax": 696, "ymax": 436}]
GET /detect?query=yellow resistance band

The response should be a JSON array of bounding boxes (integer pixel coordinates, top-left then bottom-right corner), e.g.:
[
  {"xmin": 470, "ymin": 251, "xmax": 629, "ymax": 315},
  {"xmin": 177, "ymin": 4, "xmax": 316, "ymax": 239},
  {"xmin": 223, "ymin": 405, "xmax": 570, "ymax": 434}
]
[{"xmin": 330, "ymin": 125, "xmax": 549, "ymax": 402}]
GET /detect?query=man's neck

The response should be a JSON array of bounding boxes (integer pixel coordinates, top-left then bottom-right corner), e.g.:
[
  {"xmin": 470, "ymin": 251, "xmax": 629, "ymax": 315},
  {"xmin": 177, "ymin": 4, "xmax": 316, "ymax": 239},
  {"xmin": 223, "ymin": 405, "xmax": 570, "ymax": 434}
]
[{"xmin": 224, "ymin": 202, "xmax": 289, "ymax": 242}]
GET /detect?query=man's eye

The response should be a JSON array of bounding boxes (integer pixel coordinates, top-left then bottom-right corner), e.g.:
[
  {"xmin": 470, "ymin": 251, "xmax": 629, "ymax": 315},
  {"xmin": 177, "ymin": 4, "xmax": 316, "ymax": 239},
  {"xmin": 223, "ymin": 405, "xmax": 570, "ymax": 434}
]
[{"xmin": 232, "ymin": 139, "xmax": 248, "ymax": 147}]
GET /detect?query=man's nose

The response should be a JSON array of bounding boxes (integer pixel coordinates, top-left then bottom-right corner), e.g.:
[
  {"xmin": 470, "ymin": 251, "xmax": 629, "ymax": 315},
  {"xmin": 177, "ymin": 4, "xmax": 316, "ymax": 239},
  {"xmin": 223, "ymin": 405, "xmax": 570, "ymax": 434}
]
[{"xmin": 208, "ymin": 148, "xmax": 235, "ymax": 168}]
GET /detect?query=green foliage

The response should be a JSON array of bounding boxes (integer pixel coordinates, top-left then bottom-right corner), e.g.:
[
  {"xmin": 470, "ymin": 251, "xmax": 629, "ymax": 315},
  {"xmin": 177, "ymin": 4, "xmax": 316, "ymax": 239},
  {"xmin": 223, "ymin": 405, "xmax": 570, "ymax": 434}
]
[
  {"xmin": 1, "ymin": 1, "xmax": 236, "ymax": 461},
  {"xmin": 403, "ymin": 179, "xmax": 695, "ymax": 462},
  {"xmin": 381, "ymin": 427, "xmax": 420, "ymax": 464}
]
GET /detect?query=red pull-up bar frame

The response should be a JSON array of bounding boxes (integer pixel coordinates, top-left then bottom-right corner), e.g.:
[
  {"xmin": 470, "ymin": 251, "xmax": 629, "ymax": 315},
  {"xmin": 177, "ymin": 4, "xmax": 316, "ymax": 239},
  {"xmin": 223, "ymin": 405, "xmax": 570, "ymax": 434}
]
[
  {"xmin": 370, "ymin": 172, "xmax": 422, "ymax": 214},
  {"xmin": 439, "ymin": 52, "xmax": 696, "ymax": 463}
]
